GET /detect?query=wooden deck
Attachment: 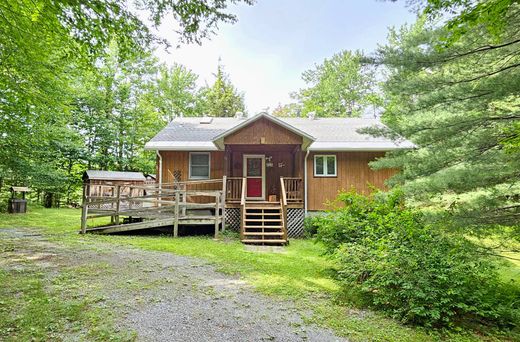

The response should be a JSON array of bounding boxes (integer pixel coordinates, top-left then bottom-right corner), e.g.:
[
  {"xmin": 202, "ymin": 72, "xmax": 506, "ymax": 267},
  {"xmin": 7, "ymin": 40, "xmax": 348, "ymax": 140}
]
[
  {"xmin": 80, "ymin": 176, "xmax": 303, "ymax": 244},
  {"xmin": 80, "ymin": 179, "xmax": 226, "ymax": 237}
]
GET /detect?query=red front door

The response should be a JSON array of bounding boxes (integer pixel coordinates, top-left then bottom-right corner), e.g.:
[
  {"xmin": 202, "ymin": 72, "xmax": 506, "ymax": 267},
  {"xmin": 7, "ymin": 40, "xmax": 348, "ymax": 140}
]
[{"xmin": 244, "ymin": 155, "xmax": 264, "ymax": 199}]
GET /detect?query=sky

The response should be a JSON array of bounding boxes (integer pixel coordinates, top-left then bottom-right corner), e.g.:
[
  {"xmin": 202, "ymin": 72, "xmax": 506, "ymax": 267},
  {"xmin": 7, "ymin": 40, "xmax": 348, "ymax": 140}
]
[{"xmin": 153, "ymin": 0, "xmax": 417, "ymax": 114}]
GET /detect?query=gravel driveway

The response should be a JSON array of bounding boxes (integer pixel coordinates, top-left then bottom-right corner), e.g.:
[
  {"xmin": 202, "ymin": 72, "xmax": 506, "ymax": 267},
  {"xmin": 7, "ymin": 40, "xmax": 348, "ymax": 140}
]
[{"xmin": 0, "ymin": 228, "xmax": 346, "ymax": 342}]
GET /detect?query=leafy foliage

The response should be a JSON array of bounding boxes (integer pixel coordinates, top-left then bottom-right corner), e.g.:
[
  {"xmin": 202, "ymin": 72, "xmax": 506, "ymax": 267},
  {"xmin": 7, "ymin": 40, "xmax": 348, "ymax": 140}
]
[
  {"xmin": 293, "ymin": 50, "xmax": 381, "ymax": 117},
  {"xmin": 313, "ymin": 190, "xmax": 520, "ymax": 328},
  {"xmin": 154, "ymin": 64, "xmax": 204, "ymax": 121},
  {"xmin": 0, "ymin": 0, "xmax": 253, "ymax": 207},
  {"xmin": 416, "ymin": 0, "xmax": 517, "ymax": 47}
]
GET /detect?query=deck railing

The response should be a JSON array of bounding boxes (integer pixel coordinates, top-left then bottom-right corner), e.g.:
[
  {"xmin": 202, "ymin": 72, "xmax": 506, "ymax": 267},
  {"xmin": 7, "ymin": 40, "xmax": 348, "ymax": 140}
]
[
  {"xmin": 281, "ymin": 177, "xmax": 303, "ymax": 203},
  {"xmin": 81, "ymin": 179, "xmax": 225, "ymax": 237},
  {"xmin": 226, "ymin": 177, "xmax": 243, "ymax": 202}
]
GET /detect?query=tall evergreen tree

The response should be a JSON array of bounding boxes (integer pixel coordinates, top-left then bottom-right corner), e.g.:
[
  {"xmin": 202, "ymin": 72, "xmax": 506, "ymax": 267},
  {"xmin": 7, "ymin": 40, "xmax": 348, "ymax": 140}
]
[
  {"xmin": 200, "ymin": 62, "xmax": 246, "ymax": 117},
  {"xmin": 371, "ymin": 5, "xmax": 520, "ymax": 231}
]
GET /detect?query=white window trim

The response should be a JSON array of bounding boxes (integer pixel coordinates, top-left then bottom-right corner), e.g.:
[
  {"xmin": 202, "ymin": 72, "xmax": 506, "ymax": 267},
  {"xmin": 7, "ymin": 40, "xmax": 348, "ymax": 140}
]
[
  {"xmin": 189, "ymin": 152, "xmax": 211, "ymax": 180},
  {"xmin": 314, "ymin": 154, "xmax": 337, "ymax": 177}
]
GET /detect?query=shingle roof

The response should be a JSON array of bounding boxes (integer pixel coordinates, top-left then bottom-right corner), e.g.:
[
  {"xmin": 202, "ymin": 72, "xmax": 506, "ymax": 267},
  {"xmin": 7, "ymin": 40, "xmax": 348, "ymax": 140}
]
[
  {"xmin": 84, "ymin": 170, "xmax": 147, "ymax": 181},
  {"xmin": 145, "ymin": 113, "xmax": 414, "ymax": 151}
]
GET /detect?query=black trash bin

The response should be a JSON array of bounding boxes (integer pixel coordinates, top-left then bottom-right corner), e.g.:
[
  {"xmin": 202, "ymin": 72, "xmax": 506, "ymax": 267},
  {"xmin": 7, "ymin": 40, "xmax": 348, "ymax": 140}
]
[{"xmin": 8, "ymin": 198, "xmax": 27, "ymax": 213}]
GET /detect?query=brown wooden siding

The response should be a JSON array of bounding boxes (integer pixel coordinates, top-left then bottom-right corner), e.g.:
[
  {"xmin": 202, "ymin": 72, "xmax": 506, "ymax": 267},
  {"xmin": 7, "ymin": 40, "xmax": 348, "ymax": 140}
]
[
  {"xmin": 306, "ymin": 151, "xmax": 395, "ymax": 210},
  {"xmin": 158, "ymin": 150, "xmax": 396, "ymax": 210},
  {"xmin": 224, "ymin": 117, "xmax": 303, "ymax": 145},
  {"xmin": 159, "ymin": 151, "xmax": 224, "ymax": 190}
]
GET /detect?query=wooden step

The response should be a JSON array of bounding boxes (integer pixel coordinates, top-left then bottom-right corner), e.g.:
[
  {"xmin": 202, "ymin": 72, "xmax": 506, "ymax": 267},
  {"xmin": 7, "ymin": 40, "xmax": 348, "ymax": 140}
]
[
  {"xmin": 243, "ymin": 225, "xmax": 283, "ymax": 229},
  {"xmin": 243, "ymin": 232, "xmax": 284, "ymax": 236},
  {"xmin": 245, "ymin": 206, "xmax": 281, "ymax": 210},
  {"xmin": 240, "ymin": 239, "xmax": 287, "ymax": 244},
  {"xmin": 245, "ymin": 218, "xmax": 281, "ymax": 222}
]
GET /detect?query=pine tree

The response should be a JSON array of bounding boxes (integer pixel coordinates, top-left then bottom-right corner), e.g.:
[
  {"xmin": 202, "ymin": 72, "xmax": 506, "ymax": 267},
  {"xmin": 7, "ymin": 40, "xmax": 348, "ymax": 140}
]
[
  {"xmin": 371, "ymin": 6, "xmax": 520, "ymax": 231},
  {"xmin": 200, "ymin": 62, "xmax": 246, "ymax": 117}
]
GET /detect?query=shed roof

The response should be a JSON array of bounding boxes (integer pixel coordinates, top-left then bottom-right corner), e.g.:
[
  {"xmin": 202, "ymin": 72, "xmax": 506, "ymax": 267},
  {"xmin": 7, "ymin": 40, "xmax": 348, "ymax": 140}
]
[
  {"xmin": 145, "ymin": 113, "xmax": 414, "ymax": 151},
  {"xmin": 10, "ymin": 186, "xmax": 30, "ymax": 192},
  {"xmin": 84, "ymin": 170, "xmax": 147, "ymax": 181}
]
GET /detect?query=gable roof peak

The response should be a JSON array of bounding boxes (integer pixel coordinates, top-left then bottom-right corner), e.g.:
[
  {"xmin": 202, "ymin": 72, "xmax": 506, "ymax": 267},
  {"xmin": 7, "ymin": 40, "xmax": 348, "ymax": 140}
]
[{"xmin": 212, "ymin": 112, "xmax": 315, "ymax": 150}]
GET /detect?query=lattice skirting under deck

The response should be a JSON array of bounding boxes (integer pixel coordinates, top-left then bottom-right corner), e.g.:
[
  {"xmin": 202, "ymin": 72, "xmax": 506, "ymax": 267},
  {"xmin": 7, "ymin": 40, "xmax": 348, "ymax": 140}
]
[
  {"xmin": 224, "ymin": 208, "xmax": 241, "ymax": 231},
  {"xmin": 287, "ymin": 208, "xmax": 305, "ymax": 238},
  {"xmin": 224, "ymin": 207, "xmax": 305, "ymax": 238}
]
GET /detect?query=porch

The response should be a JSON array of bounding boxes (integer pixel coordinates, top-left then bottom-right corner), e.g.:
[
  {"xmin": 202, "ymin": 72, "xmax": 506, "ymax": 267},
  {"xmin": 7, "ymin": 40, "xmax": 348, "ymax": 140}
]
[{"xmin": 221, "ymin": 144, "xmax": 305, "ymax": 206}]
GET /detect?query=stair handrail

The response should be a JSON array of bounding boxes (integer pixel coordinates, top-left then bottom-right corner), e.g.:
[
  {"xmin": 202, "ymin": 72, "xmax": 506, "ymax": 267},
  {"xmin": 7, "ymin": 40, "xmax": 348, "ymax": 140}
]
[
  {"xmin": 279, "ymin": 177, "xmax": 288, "ymax": 241},
  {"xmin": 240, "ymin": 177, "xmax": 247, "ymax": 206},
  {"xmin": 280, "ymin": 177, "xmax": 288, "ymax": 207}
]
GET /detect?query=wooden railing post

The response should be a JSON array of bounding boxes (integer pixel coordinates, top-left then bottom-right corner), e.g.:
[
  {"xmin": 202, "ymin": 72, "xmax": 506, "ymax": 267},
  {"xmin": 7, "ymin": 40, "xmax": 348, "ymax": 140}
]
[
  {"xmin": 240, "ymin": 177, "xmax": 246, "ymax": 240},
  {"xmin": 214, "ymin": 191, "xmax": 220, "ymax": 239},
  {"xmin": 174, "ymin": 190, "xmax": 179, "ymax": 237},
  {"xmin": 221, "ymin": 176, "xmax": 227, "ymax": 231},
  {"xmin": 114, "ymin": 185, "xmax": 121, "ymax": 225},
  {"xmin": 80, "ymin": 183, "xmax": 88, "ymax": 234}
]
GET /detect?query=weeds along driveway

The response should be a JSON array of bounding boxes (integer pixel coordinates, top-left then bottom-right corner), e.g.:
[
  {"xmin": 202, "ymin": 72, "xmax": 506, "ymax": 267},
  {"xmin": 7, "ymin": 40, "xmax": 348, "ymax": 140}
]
[{"xmin": 0, "ymin": 228, "xmax": 346, "ymax": 342}]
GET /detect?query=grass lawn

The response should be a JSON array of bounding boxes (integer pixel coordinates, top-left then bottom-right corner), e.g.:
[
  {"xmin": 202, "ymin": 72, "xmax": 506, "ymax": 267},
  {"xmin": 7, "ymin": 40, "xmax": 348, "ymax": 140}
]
[{"xmin": 1, "ymin": 206, "xmax": 519, "ymax": 341}]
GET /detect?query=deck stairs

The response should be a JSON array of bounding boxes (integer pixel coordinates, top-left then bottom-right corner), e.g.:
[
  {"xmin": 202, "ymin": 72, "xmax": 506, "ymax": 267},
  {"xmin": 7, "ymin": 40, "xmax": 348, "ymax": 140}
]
[{"xmin": 241, "ymin": 202, "xmax": 288, "ymax": 245}]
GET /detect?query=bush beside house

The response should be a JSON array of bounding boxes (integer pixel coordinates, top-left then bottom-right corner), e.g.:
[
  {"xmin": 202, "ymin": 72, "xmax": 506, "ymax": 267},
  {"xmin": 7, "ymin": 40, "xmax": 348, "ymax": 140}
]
[{"xmin": 311, "ymin": 190, "xmax": 520, "ymax": 328}]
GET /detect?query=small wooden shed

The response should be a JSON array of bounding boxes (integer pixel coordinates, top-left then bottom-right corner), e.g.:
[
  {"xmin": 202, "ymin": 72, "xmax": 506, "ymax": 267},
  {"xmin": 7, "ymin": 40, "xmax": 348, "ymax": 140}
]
[{"xmin": 82, "ymin": 170, "xmax": 150, "ymax": 198}]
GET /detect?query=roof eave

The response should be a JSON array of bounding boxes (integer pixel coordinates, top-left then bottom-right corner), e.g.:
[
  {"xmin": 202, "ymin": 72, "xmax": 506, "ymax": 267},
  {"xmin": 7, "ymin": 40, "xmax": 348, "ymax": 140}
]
[
  {"xmin": 308, "ymin": 141, "xmax": 416, "ymax": 152},
  {"xmin": 144, "ymin": 141, "xmax": 219, "ymax": 151}
]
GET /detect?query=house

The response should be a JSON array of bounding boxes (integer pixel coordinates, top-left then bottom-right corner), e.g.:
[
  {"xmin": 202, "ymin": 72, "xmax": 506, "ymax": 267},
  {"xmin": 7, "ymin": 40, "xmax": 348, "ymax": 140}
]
[{"xmin": 143, "ymin": 112, "xmax": 413, "ymax": 243}]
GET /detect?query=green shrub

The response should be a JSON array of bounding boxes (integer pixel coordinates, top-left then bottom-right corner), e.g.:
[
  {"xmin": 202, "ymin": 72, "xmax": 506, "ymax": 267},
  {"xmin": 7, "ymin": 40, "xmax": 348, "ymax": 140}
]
[
  {"xmin": 314, "ymin": 190, "xmax": 520, "ymax": 328},
  {"xmin": 303, "ymin": 215, "xmax": 320, "ymax": 237}
]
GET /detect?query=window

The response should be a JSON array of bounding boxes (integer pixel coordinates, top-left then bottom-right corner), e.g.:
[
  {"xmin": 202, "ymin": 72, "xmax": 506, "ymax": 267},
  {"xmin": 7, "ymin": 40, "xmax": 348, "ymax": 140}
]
[
  {"xmin": 314, "ymin": 155, "xmax": 336, "ymax": 177},
  {"xmin": 189, "ymin": 152, "xmax": 210, "ymax": 179}
]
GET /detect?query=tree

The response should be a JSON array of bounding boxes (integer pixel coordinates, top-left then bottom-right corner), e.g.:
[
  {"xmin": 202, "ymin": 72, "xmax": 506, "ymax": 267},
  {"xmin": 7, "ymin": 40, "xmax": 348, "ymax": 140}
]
[
  {"xmin": 71, "ymin": 41, "xmax": 163, "ymax": 173},
  {"xmin": 0, "ymin": 0, "xmax": 253, "ymax": 207},
  {"xmin": 200, "ymin": 62, "xmax": 246, "ymax": 117},
  {"xmin": 153, "ymin": 64, "xmax": 203, "ymax": 121},
  {"xmin": 294, "ymin": 50, "xmax": 381, "ymax": 117},
  {"xmin": 370, "ymin": 5, "xmax": 520, "ymax": 230},
  {"xmin": 398, "ymin": 0, "xmax": 518, "ymax": 47},
  {"xmin": 271, "ymin": 103, "xmax": 302, "ymax": 117}
]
